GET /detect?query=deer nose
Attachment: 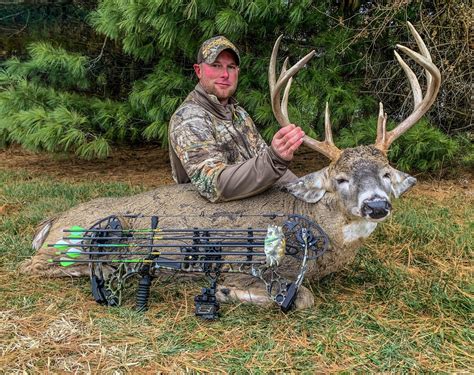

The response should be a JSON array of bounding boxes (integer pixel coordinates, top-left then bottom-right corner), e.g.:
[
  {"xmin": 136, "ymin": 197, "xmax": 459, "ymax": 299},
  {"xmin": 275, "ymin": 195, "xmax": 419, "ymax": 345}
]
[{"xmin": 361, "ymin": 199, "xmax": 392, "ymax": 219}]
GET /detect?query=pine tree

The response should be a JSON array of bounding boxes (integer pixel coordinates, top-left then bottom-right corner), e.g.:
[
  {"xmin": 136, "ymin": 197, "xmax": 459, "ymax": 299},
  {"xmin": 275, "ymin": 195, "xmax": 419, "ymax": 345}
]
[
  {"xmin": 87, "ymin": 0, "xmax": 374, "ymax": 146},
  {"xmin": 0, "ymin": 0, "xmax": 470, "ymax": 170}
]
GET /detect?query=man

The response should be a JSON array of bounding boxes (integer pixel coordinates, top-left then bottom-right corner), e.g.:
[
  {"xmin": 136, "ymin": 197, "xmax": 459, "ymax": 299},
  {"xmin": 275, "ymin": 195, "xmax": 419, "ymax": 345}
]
[{"xmin": 169, "ymin": 36, "xmax": 305, "ymax": 202}]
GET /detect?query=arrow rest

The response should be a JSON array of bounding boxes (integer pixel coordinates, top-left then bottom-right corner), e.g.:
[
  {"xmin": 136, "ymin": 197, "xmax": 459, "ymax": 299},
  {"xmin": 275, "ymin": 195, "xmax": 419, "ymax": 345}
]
[{"xmin": 49, "ymin": 213, "xmax": 329, "ymax": 319}]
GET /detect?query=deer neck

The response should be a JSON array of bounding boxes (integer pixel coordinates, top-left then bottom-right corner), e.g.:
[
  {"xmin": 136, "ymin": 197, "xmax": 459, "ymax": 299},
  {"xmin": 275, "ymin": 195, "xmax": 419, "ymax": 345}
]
[{"xmin": 289, "ymin": 192, "xmax": 379, "ymax": 247}]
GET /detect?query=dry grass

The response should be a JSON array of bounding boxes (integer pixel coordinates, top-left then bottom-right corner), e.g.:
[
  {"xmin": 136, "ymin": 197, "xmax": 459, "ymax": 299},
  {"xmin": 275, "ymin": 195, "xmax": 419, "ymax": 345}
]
[{"xmin": 1, "ymin": 165, "xmax": 472, "ymax": 373}]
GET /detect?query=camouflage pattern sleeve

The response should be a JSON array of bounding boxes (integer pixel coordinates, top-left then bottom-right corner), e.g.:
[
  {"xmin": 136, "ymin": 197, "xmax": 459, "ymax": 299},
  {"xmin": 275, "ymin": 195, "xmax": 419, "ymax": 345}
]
[
  {"xmin": 233, "ymin": 106, "xmax": 268, "ymax": 153},
  {"xmin": 254, "ymin": 121, "xmax": 268, "ymax": 151},
  {"xmin": 169, "ymin": 104, "xmax": 227, "ymax": 202}
]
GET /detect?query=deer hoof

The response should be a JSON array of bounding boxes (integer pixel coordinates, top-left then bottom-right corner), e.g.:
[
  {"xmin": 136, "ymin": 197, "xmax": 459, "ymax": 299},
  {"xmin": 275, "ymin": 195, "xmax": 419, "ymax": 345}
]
[{"xmin": 292, "ymin": 285, "xmax": 315, "ymax": 310}]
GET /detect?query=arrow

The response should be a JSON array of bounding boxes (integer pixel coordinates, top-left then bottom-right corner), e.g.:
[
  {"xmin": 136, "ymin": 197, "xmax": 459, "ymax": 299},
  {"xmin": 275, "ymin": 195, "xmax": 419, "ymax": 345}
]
[
  {"xmin": 62, "ymin": 235, "xmax": 267, "ymax": 241},
  {"xmin": 48, "ymin": 242, "xmax": 265, "ymax": 249},
  {"xmin": 63, "ymin": 228, "xmax": 268, "ymax": 234},
  {"xmin": 56, "ymin": 248, "xmax": 266, "ymax": 258},
  {"xmin": 49, "ymin": 257, "xmax": 149, "ymax": 267},
  {"xmin": 48, "ymin": 258, "xmax": 266, "ymax": 267}
]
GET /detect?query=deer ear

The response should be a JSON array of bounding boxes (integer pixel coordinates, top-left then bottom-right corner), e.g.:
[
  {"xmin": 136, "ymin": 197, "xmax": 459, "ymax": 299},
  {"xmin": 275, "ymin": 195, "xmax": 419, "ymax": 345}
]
[
  {"xmin": 285, "ymin": 167, "xmax": 331, "ymax": 203},
  {"xmin": 389, "ymin": 167, "xmax": 417, "ymax": 198}
]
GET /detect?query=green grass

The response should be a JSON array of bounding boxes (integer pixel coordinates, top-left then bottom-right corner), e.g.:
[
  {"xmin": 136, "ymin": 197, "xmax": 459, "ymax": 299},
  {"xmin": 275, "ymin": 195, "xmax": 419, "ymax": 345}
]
[{"xmin": 0, "ymin": 169, "xmax": 472, "ymax": 372}]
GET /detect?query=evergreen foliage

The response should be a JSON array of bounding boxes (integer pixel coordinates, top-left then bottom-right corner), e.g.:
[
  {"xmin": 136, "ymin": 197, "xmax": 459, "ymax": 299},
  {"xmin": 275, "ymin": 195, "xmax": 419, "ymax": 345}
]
[
  {"xmin": 88, "ymin": 0, "xmax": 373, "ymax": 144},
  {"xmin": 4, "ymin": 42, "xmax": 90, "ymax": 90},
  {"xmin": 0, "ymin": 42, "xmax": 140, "ymax": 158},
  {"xmin": 453, "ymin": 134, "xmax": 474, "ymax": 170},
  {"xmin": 0, "ymin": 0, "xmax": 471, "ymax": 171}
]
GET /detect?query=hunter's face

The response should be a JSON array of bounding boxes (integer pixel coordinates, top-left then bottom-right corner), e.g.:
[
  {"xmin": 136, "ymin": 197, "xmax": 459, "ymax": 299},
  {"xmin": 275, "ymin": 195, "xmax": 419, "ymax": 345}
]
[{"xmin": 194, "ymin": 50, "xmax": 239, "ymax": 105}]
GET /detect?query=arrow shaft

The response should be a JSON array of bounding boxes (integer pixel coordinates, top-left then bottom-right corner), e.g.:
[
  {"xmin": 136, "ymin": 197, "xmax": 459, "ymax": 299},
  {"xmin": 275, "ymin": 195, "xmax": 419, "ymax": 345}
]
[
  {"xmin": 110, "ymin": 213, "xmax": 284, "ymax": 219},
  {"xmin": 57, "ymin": 250, "xmax": 266, "ymax": 257},
  {"xmin": 62, "ymin": 235, "xmax": 267, "ymax": 241},
  {"xmin": 50, "ymin": 259, "xmax": 265, "ymax": 265},
  {"xmin": 49, "ymin": 243, "xmax": 265, "ymax": 249},
  {"xmin": 63, "ymin": 228, "xmax": 268, "ymax": 234}
]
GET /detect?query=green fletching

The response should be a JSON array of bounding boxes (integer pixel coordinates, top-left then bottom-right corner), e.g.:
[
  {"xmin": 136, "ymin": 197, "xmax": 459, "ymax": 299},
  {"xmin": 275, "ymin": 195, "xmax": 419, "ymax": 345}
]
[
  {"xmin": 59, "ymin": 258, "xmax": 75, "ymax": 267},
  {"xmin": 69, "ymin": 225, "xmax": 85, "ymax": 238},
  {"xmin": 65, "ymin": 248, "xmax": 82, "ymax": 258},
  {"xmin": 53, "ymin": 240, "xmax": 69, "ymax": 251},
  {"xmin": 48, "ymin": 258, "xmax": 72, "ymax": 266}
]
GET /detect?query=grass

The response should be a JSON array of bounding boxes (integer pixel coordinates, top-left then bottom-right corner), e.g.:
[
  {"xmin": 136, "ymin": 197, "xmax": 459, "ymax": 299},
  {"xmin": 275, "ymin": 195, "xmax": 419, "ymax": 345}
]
[{"xmin": 1, "ymin": 168, "xmax": 472, "ymax": 372}]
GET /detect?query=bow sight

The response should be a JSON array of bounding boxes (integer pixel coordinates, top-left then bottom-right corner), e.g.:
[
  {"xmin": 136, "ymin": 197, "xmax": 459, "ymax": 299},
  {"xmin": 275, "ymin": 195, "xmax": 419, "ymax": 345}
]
[{"xmin": 48, "ymin": 213, "xmax": 329, "ymax": 320}]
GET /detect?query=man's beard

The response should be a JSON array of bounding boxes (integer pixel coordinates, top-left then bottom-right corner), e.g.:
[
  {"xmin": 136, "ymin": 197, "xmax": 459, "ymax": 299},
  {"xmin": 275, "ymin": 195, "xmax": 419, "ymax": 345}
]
[{"xmin": 200, "ymin": 80, "xmax": 237, "ymax": 103}]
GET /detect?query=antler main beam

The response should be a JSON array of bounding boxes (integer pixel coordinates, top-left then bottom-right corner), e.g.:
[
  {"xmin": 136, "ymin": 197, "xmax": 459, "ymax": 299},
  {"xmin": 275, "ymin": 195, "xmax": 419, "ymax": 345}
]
[
  {"xmin": 374, "ymin": 22, "xmax": 441, "ymax": 153},
  {"xmin": 269, "ymin": 36, "xmax": 342, "ymax": 161},
  {"xmin": 269, "ymin": 35, "xmax": 315, "ymax": 127}
]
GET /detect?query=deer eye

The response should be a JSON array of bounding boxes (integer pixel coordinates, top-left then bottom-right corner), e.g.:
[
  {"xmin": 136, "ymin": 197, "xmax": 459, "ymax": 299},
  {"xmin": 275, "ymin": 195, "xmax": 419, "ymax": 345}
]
[
  {"xmin": 336, "ymin": 178, "xmax": 349, "ymax": 185},
  {"xmin": 383, "ymin": 173, "xmax": 391, "ymax": 180}
]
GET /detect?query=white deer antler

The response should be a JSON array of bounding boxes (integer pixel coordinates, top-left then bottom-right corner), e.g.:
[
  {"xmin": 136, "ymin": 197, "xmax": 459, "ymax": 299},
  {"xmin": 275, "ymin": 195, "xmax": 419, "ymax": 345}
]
[
  {"xmin": 374, "ymin": 22, "xmax": 441, "ymax": 153},
  {"xmin": 269, "ymin": 36, "xmax": 342, "ymax": 161}
]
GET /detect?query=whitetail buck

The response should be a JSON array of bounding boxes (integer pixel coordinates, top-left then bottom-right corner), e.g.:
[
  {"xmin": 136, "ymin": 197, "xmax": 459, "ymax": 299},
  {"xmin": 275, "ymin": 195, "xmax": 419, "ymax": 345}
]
[{"xmin": 23, "ymin": 23, "xmax": 440, "ymax": 310}]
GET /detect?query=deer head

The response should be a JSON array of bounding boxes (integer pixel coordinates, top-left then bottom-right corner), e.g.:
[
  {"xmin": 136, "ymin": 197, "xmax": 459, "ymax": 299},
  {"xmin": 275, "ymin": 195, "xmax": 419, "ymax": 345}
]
[{"xmin": 269, "ymin": 23, "xmax": 441, "ymax": 221}]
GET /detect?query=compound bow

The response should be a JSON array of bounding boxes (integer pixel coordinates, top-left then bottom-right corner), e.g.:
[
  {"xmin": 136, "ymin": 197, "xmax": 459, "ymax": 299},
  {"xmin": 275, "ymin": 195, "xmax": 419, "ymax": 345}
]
[{"xmin": 49, "ymin": 213, "xmax": 329, "ymax": 319}]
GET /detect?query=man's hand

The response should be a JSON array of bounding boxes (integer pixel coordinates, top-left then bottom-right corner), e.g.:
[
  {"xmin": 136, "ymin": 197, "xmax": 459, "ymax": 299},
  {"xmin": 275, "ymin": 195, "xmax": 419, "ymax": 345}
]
[{"xmin": 271, "ymin": 124, "xmax": 305, "ymax": 161}]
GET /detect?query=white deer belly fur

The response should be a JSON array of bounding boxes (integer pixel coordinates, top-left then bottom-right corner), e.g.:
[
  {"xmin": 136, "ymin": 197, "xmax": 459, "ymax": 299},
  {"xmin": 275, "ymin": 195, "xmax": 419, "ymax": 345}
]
[{"xmin": 343, "ymin": 221, "xmax": 378, "ymax": 243}]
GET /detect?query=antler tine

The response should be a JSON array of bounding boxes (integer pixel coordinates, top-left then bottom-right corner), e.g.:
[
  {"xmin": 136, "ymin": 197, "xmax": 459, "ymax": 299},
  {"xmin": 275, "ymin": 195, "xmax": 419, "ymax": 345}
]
[
  {"xmin": 269, "ymin": 35, "xmax": 285, "ymax": 126},
  {"xmin": 281, "ymin": 57, "xmax": 292, "ymax": 124},
  {"xmin": 375, "ymin": 102, "xmax": 388, "ymax": 145},
  {"xmin": 324, "ymin": 102, "xmax": 335, "ymax": 144},
  {"xmin": 394, "ymin": 51, "xmax": 422, "ymax": 108},
  {"xmin": 269, "ymin": 37, "xmax": 341, "ymax": 161},
  {"xmin": 269, "ymin": 35, "xmax": 316, "ymax": 127},
  {"xmin": 302, "ymin": 102, "xmax": 342, "ymax": 160},
  {"xmin": 407, "ymin": 21, "xmax": 432, "ymax": 88},
  {"xmin": 375, "ymin": 22, "xmax": 441, "ymax": 154}
]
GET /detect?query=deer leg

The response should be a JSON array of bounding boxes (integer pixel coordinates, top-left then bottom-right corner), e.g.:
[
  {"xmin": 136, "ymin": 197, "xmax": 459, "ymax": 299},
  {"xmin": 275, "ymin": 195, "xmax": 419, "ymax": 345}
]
[
  {"xmin": 216, "ymin": 274, "xmax": 315, "ymax": 310},
  {"xmin": 216, "ymin": 274, "xmax": 273, "ymax": 306},
  {"xmin": 216, "ymin": 284, "xmax": 273, "ymax": 306}
]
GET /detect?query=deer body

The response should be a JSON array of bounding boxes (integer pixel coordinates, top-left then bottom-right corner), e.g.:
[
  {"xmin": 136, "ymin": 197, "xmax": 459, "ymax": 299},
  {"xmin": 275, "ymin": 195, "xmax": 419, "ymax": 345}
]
[
  {"xmin": 22, "ymin": 179, "xmax": 357, "ymax": 279},
  {"xmin": 22, "ymin": 146, "xmax": 415, "ymax": 309}
]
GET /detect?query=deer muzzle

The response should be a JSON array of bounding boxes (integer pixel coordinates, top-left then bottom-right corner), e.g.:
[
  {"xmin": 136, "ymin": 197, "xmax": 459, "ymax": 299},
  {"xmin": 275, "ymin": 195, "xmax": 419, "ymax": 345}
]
[{"xmin": 361, "ymin": 198, "xmax": 392, "ymax": 220}]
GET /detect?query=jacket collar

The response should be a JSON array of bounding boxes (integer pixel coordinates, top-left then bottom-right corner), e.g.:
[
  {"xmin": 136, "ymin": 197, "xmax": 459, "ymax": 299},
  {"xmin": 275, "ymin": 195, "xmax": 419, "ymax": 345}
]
[{"xmin": 191, "ymin": 83, "xmax": 238, "ymax": 121}]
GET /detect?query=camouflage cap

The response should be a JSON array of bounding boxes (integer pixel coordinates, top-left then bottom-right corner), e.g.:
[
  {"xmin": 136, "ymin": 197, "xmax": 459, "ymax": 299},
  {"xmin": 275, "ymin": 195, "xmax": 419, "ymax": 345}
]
[{"xmin": 197, "ymin": 36, "xmax": 240, "ymax": 65}]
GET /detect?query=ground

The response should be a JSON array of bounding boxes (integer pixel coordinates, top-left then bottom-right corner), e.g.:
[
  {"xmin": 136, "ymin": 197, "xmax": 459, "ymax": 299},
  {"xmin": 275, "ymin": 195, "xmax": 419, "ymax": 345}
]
[{"xmin": 0, "ymin": 145, "xmax": 472, "ymax": 372}]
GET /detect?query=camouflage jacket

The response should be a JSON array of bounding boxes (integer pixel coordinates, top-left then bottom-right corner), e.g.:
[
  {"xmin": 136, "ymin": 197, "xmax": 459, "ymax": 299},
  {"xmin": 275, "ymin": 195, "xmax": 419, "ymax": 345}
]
[{"xmin": 169, "ymin": 83, "xmax": 296, "ymax": 202}]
